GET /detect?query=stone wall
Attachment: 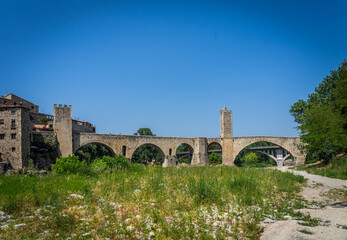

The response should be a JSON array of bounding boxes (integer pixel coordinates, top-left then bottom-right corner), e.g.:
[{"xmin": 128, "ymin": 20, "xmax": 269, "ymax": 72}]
[{"xmin": 0, "ymin": 106, "xmax": 31, "ymax": 169}]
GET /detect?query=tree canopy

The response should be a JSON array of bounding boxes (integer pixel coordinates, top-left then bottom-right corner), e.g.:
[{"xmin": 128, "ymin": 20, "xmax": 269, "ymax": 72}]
[{"xmin": 290, "ymin": 59, "xmax": 347, "ymax": 162}]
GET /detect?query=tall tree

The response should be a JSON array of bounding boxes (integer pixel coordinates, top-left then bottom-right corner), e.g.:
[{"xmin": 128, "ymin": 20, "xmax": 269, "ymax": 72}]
[{"xmin": 290, "ymin": 59, "xmax": 347, "ymax": 162}]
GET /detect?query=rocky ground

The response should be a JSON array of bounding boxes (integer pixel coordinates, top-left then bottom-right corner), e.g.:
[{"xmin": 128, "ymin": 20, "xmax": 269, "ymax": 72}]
[{"xmin": 261, "ymin": 167, "xmax": 347, "ymax": 240}]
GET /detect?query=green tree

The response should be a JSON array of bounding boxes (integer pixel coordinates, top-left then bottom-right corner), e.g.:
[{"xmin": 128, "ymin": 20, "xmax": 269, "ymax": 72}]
[
  {"xmin": 242, "ymin": 152, "xmax": 259, "ymax": 165},
  {"xmin": 40, "ymin": 117, "xmax": 48, "ymax": 125},
  {"xmin": 209, "ymin": 152, "xmax": 222, "ymax": 165},
  {"xmin": 290, "ymin": 59, "xmax": 347, "ymax": 162},
  {"xmin": 134, "ymin": 128, "xmax": 156, "ymax": 136}
]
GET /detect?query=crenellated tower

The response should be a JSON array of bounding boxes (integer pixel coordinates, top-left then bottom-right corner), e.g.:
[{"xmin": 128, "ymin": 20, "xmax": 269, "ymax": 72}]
[{"xmin": 53, "ymin": 104, "xmax": 73, "ymax": 157}]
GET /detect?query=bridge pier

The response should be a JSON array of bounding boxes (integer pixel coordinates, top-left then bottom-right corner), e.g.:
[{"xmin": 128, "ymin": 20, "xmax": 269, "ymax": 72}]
[{"xmin": 191, "ymin": 137, "xmax": 209, "ymax": 165}]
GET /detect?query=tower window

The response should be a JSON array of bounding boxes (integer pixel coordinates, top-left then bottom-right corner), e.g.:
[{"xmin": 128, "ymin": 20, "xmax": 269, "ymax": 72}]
[
  {"xmin": 11, "ymin": 133, "xmax": 16, "ymax": 139},
  {"xmin": 0, "ymin": 134, "xmax": 4, "ymax": 140},
  {"xmin": 0, "ymin": 119, "xmax": 4, "ymax": 124},
  {"xmin": 11, "ymin": 120, "xmax": 16, "ymax": 129},
  {"xmin": 12, "ymin": 147, "xmax": 16, "ymax": 152},
  {"xmin": 11, "ymin": 111, "xmax": 15, "ymax": 115}
]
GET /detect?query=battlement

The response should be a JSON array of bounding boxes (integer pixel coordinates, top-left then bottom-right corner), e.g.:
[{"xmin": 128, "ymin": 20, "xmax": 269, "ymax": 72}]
[{"xmin": 54, "ymin": 104, "xmax": 72, "ymax": 109}]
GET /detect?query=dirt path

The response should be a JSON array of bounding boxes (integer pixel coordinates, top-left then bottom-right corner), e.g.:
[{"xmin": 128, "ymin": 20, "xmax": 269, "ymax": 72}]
[{"xmin": 261, "ymin": 167, "xmax": 347, "ymax": 240}]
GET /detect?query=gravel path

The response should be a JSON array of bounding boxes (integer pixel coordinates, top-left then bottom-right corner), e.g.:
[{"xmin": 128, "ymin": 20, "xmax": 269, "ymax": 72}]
[{"xmin": 261, "ymin": 167, "xmax": 347, "ymax": 240}]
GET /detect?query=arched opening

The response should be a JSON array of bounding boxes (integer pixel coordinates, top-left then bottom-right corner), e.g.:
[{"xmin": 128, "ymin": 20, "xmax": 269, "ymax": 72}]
[
  {"xmin": 75, "ymin": 142, "xmax": 115, "ymax": 164},
  {"xmin": 176, "ymin": 143, "xmax": 194, "ymax": 164},
  {"xmin": 131, "ymin": 144, "xmax": 165, "ymax": 165},
  {"xmin": 169, "ymin": 148, "xmax": 172, "ymax": 155},
  {"xmin": 122, "ymin": 146, "xmax": 127, "ymax": 156},
  {"xmin": 208, "ymin": 142, "xmax": 222, "ymax": 165},
  {"xmin": 234, "ymin": 141, "xmax": 294, "ymax": 167}
]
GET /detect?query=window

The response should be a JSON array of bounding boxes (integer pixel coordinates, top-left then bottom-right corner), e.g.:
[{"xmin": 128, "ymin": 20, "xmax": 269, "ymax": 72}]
[
  {"xmin": 31, "ymin": 106, "xmax": 34, "ymax": 109},
  {"xmin": 0, "ymin": 119, "xmax": 4, "ymax": 124},
  {"xmin": 11, "ymin": 147, "xmax": 16, "ymax": 152},
  {"xmin": 11, "ymin": 120, "xmax": 16, "ymax": 129},
  {"xmin": 122, "ymin": 146, "xmax": 127, "ymax": 156},
  {"xmin": 14, "ymin": 102, "xmax": 16, "ymax": 105},
  {"xmin": 11, "ymin": 111, "xmax": 15, "ymax": 115},
  {"xmin": 11, "ymin": 133, "xmax": 16, "ymax": 139},
  {"xmin": 0, "ymin": 134, "xmax": 4, "ymax": 140},
  {"xmin": 169, "ymin": 148, "xmax": 172, "ymax": 155}
]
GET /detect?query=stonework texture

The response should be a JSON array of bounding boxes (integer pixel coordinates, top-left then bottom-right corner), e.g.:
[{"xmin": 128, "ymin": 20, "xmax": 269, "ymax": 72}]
[{"xmin": 0, "ymin": 106, "xmax": 32, "ymax": 169}]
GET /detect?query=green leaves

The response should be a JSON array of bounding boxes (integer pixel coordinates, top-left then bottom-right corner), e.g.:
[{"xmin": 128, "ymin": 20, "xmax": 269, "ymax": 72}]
[{"xmin": 290, "ymin": 59, "xmax": 347, "ymax": 162}]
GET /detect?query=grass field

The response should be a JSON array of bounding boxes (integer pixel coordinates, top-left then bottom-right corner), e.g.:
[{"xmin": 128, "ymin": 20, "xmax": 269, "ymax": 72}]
[
  {"xmin": 0, "ymin": 166, "xmax": 306, "ymax": 239},
  {"xmin": 296, "ymin": 156, "xmax": 347, "ymax": 180}
]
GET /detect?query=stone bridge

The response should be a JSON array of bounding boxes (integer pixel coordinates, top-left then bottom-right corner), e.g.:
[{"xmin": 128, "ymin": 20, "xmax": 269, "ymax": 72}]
[{"xmin": 54, "ymin": 105, "xmax": 306, "ymax": 165}]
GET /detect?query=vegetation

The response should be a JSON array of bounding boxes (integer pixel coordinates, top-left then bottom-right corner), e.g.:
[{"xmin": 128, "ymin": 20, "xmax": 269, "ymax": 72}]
[
  {"xmin": 177, "ymin": 158, "xmax": 190, "ymax": 164},
  {"xmin": 296, "ymin": 156, "xmax": 347, "ymax": 180},
  {"xmin": 209, "ymin": 152, "xmax": 222, "ymax": 165},
  {"xmin": 39, "ymin": 117, "xmax": 48, "ymax": 125},
  {"xmin": 51, "ymin": 154, "xmax": 130, "ymax": 175},
  {"xmin": 0, "ymin": 166, "xmax": 306, "ymax": 239},
  {"xmin": 290, "ymin": 59, "xmax": 347, "ymax": 163},
  {"xmin": 30, "ymin": 140, "xmax": 59, "ymax": 168}
]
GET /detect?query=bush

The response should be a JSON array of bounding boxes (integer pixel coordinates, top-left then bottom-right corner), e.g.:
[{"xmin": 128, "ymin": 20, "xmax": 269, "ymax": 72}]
[
  {"xmin": 52, "ymin": 155, "xmax": 90, "ymax": 174},
  {"xmin": 209, "ymin": 153, "xmax": 222, "ymax": 165},
  {"xmin": 177, "ymin": 158, "xmax": 190, "ymax": 164},
  {"xmin": 91, "ymin": 154, "xmax": 129, "ymax": 173}
]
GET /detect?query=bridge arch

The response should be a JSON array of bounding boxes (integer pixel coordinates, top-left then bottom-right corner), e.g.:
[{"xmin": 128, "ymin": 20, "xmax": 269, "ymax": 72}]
[
  {"xmin": 131, "ymin": 143, "xmax": 165, "ymax": 165},
  {"xmin": 74, "ymin": 142, "xmax": 115, "ymax": 163},
  {"xmin": 175, "ymin": 143, "xmax": 194, "ymax": 164},
  {"xmin": 232, "ymin": 137, "xmax": 299, "ymax": 166}
]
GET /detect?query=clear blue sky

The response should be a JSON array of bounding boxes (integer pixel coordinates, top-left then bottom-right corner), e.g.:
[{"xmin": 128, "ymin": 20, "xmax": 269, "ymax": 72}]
[{"xmin": 0, "ymin": 0, "xmax": 346, "ymax": 137}]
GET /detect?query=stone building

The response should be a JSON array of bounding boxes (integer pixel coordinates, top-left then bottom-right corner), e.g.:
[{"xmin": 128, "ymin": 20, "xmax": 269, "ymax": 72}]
[
  {"xmin": 0, "ymin": 94, "xmax": 96, "ymax": 170},
  {"xmin": 0, "ymin": 93, "xmax": 39, "ymax": 113},
  {"xmin": 0, "ymin": 106, "xmax": 32, "ymax": 169}
]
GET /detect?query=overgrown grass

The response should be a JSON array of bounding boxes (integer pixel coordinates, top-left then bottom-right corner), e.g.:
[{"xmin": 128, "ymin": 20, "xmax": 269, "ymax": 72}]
[
  {"xmin": 296, "ymin": 156, "xmax": 347, "ymax": 180},
  {"xmin": 0, "ymin": 166, "xmax": 306, "ymax": 239}
]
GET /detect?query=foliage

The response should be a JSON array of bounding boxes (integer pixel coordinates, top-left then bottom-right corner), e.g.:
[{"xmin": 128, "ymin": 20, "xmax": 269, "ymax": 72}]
[
  {"xmin": 242, "ymin": 152, "xmax": 258, "ymax": 164},
  {"xmin": 75, "ymin": 143, "xmax": 113, "ymax": 164},
  {"xmin": 297, "ymin": 156, "xmax": 347, "ymax": 180},
  {"xmin": 91, "ymin": 154, "xmax": 129, "ymax": 173},
  {"xmin": 39, "ymin": 117, "xmax": 48, "ymax": 125},
  {"xmin": 177, "ymin": 144, "xmax": 189, "ymax": 153},
  {"xmin": 132, "ymin": 128, "xmax": 162, "ymax": 165},
  {"xmin": 290, "ymin": 59, "xmax": 347, "ymax": 162},
  {"xmin": 177, "ymin": 158, "xmax": 190, "ymax": 164},
  {"xmin": 209, "ymin": 152, "xmax": 222, "ymax": 165},
  {"xmin": 0, "ymin": 166, "xmax": 306, "ymax": 239},
  {"xmin": 134, "ymin": 128, "xmax": 155, "ymax": 136},
  {"xmin": 30, "ymin": 140, "xmax": 59, "ymax": 168},
  {"xmin": 51, "ymin": 155, "xmax": 90, "ymax": 175}
]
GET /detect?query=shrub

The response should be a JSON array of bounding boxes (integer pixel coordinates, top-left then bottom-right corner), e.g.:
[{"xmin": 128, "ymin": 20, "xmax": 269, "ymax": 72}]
[
  {"xmin": 178, "ymin": 158, "xmax": 190, "ymax": 164},
  {"xmin": 209, "ymin": 153, "xmax": 222, "ymax": 164},
  {"xmin": 52, "ymin": 155, "xmax": 90, "ymax": 174},
  {"xmin": 91, "ymin": 154, "xmax": 130, "ymax": 173}
]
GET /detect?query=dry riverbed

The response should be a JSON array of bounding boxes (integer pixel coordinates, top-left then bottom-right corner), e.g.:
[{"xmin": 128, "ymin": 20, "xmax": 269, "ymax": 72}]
[{"xmin": 261, "ymin": 167, "xmax": 347, "ymax": 240}]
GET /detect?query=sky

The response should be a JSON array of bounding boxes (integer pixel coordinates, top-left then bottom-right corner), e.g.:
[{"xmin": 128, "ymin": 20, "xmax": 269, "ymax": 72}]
[{"xmin": 0, "ymin": 0, "xmax": 346, "ymax": 138}]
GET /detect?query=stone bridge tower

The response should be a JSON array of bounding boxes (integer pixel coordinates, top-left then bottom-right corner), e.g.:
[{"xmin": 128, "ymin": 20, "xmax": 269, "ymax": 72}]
[
  {"xmin": 53, "ymin": 104, "xmax": 73, "ymax": 157},
  {"xmin": 220, "ymin": 109, "xmax": 234, "ymax": 165}
]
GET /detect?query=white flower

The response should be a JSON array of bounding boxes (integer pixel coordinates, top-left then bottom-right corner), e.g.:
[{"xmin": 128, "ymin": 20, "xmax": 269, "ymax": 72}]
[
  {"xmin": 126, "ymin": 226, "xmax": 134, "ymax": 231},
  {"xmin": 70, "ymin": 194, "xmax": 84, "ymax": 199}
]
